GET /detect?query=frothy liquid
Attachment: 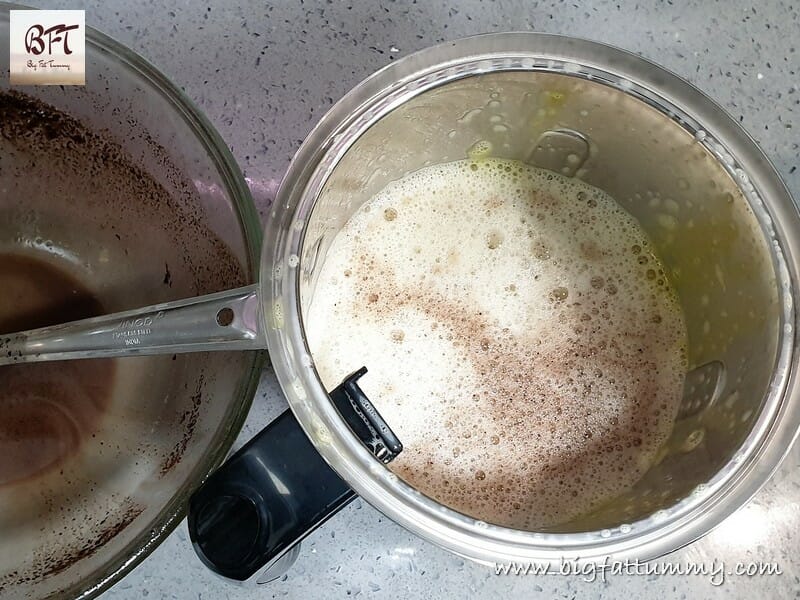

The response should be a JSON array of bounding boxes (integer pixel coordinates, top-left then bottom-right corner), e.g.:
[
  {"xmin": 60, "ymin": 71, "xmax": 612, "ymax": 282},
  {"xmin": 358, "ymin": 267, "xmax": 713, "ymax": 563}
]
[{"xmin": 307, "ymin": 158, "xmax": 688, "ymax": 529}]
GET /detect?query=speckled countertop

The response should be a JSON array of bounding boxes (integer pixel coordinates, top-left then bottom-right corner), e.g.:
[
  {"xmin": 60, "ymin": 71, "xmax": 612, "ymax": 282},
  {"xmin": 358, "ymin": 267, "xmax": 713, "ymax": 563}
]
[{"xmin": 23, "ymin": 0, "xmax": 800, "ymax": 598}]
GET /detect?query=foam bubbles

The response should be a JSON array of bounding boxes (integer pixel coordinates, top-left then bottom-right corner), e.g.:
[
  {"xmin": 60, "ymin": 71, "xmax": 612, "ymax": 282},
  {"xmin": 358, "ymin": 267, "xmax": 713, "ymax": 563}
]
[{"xmin": 306, "ymin": 158, "xmax": 688, "ymax": 529}]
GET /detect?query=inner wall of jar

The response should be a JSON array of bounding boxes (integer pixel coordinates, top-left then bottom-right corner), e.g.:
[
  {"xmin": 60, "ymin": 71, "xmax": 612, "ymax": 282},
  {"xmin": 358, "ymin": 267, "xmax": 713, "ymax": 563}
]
[{"xmin": 299, "ymin": 71, "xmax": 780, "ymax": 531}]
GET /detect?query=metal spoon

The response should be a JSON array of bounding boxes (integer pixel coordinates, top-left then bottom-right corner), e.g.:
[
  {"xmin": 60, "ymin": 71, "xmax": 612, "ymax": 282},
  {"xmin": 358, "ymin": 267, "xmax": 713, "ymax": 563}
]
[{"xmin": 1, "ymin": 285, "xmax": 264, "ymax": 364}]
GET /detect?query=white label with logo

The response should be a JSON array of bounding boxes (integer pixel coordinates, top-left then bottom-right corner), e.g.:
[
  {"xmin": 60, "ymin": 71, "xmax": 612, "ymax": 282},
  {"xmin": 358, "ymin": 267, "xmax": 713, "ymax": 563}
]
[{"xmin": 9, "ymin": 10, "xmax": 85, "ymax": 85}]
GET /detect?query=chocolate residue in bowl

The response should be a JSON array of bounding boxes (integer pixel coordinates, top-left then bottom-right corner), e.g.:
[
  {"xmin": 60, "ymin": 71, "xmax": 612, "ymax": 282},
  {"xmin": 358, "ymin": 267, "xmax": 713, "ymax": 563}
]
[
  {"xmin": 0, "ymin": 89, "xmax": 248, "ymax": 295},
  {"xmin": 159, "ymin": 373, "xmax": 206, "ymax": 476},
  {"xmin": 32, "ymin": 499, "xmax": 145, "ymax": 581},
  {"xmin": 0, "ymin": 88, "xmax": 252, "ymax": 591},
  {"xmin": 0, "ymin": 499, "xmax": 144, "ymax": 594},
  {"xmin": 0, "ymin": 253, "xmax": 116, "ymax": 486}
]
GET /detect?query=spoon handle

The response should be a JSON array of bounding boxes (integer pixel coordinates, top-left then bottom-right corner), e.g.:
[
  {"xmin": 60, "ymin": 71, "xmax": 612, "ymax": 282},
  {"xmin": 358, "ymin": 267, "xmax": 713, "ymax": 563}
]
[{"xmin": 0, "ymin": 284, "xmax": 265, "ymax": 365}]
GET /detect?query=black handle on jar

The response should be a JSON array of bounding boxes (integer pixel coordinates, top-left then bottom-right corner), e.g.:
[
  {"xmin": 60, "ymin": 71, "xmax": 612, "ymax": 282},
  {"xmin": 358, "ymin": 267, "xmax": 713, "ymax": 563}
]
[{"xmin": 187, "ymin": 367, "xmax": 402, "ymax": 583}]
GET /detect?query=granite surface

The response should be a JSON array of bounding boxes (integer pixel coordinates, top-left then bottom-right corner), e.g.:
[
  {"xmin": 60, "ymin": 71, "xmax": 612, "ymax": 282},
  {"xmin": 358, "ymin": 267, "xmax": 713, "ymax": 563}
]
[{"xmin": 21, "ymin": 0, "xmax": 800, "ymax": 598}]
